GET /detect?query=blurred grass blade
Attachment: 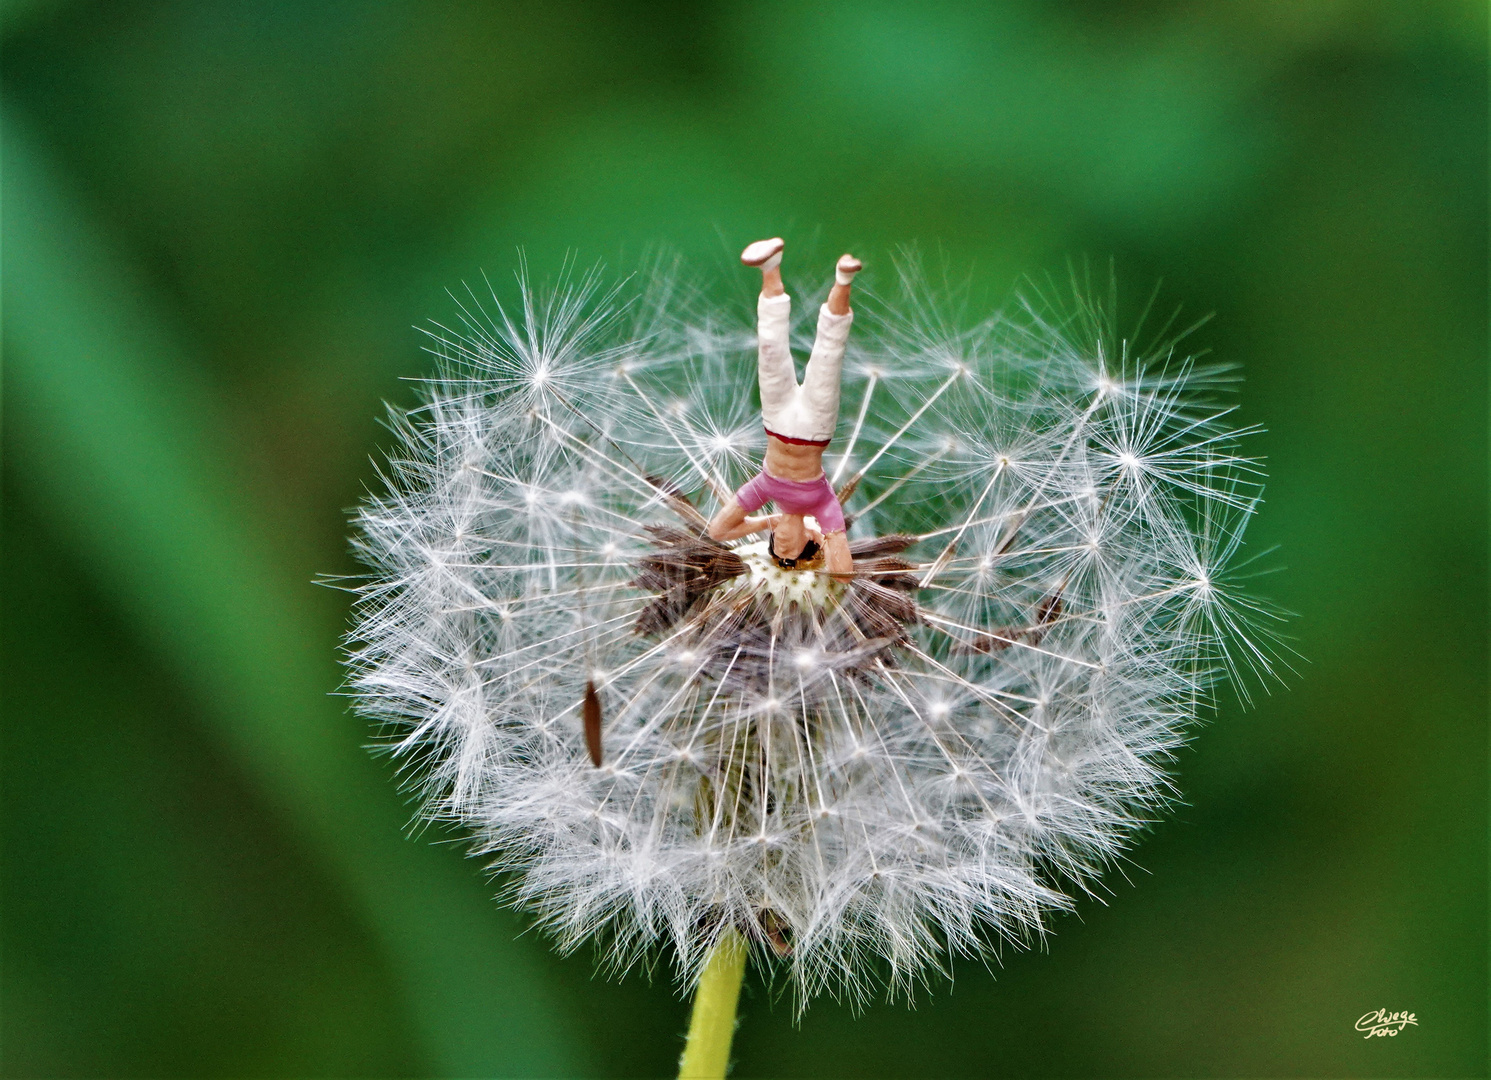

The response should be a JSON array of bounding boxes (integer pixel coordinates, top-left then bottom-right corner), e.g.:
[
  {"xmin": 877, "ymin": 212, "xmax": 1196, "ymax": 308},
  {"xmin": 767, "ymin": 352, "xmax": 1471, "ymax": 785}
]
[{"xmin": 2, "ymin": 110, "xmax": 587, "ymax": 1077}]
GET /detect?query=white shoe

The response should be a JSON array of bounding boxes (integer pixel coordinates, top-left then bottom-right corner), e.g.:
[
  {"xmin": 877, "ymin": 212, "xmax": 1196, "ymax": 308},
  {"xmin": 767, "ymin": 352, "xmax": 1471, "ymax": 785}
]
[
  {"xmin": 835, "ymin": 254, "xmax": 862, "ymax": 285},
  {"xmin": 741, "ymin": 237, "xmax": 785, "ymax": 267}
]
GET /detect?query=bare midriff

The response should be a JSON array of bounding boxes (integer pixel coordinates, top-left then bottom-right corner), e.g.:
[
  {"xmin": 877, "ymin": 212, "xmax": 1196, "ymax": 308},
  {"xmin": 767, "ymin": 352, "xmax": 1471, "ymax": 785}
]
[{"xmin": 763, "ymin": 434, "xmax": 829, "ymax": 482}]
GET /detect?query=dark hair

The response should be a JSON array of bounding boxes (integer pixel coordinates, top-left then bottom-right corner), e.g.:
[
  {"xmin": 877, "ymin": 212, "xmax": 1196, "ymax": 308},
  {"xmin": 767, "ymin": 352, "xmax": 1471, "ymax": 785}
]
[{"xmin": 768, "ymin": 531, "xmax": 820, "ymax": 569}]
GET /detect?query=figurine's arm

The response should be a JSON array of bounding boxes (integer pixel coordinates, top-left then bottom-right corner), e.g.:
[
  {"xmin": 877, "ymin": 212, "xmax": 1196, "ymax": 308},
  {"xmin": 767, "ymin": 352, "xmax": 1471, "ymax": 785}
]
[
  {"xmin": 707, "ymin": 501, "xmax": 778, "ymax": 542},
  {"xmin": 822, "ymin": 530, "xmax": 853, "ymax": 580}
]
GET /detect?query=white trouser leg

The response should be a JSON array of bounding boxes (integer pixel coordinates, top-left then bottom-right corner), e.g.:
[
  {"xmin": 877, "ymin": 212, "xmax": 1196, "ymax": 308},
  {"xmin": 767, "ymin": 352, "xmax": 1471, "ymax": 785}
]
[
  {"xmin": 796, "ymin": 304, "xmax": 853, "ymax": 443},
  {"xmin": 756, "ymin": 293, "xmax": 797, "ymax": 435}
]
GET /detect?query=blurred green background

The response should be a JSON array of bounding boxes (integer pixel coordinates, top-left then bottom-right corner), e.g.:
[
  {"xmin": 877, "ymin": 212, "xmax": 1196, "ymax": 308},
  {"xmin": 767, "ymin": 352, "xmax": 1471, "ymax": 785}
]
[{"xmin": 3, "ymin": 2, "xmax": 1485, "ymax": 1077}]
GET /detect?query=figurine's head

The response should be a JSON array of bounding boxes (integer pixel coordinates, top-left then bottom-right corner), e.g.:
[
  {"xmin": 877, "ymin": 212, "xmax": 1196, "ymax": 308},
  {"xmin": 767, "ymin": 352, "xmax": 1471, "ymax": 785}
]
[
  {"xmin": 768, "ymin": 515, "xmax": 826, "ymax": 570},
  {"xmin": 771, "ymin": 513, "xmax": 810, "ymax": 562}
]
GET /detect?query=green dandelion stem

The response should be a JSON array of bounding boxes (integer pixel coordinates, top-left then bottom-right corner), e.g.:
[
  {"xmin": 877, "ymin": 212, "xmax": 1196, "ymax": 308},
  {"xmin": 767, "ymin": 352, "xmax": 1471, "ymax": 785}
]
[{"xmin": 678, "ymin": 929, "xmax": 747, "ymax": 1079}]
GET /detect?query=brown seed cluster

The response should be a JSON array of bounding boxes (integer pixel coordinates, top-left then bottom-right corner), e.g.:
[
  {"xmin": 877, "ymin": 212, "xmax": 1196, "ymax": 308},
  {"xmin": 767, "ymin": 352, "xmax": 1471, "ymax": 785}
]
[{"xmin": 630, "ymin": 524, "xmax": 924, "ymax": 695}]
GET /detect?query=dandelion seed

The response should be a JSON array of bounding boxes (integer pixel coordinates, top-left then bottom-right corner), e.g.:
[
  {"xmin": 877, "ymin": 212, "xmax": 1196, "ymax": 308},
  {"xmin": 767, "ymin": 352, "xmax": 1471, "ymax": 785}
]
[{"xmin": 346, "ymin": 253, "xmax": 1280, "ymax": 1020}]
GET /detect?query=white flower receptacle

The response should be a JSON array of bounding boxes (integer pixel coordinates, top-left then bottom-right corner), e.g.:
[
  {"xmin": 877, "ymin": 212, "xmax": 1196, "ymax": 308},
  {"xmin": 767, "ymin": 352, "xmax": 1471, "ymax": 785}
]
[{"xmin": 731, "ymin": 538, "xmax": 841, "ymax": 611}]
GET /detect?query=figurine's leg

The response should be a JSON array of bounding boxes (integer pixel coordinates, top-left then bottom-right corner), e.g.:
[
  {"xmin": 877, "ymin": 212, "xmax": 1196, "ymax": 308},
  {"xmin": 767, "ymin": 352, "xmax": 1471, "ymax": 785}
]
[
  {"xmin": 743, "ymin": 240, "xmax": 799, "ymax": 437},
  {"xmin": 797, "ymin": 256, "xmax": 861, "ymax": 444},
  {"xmin": 741, "ymin": 237, "xmax": 785, "ymax": 297},
  {"xmin": 826, "ymin": 253, "xmax": 861, "ymax": 316}
]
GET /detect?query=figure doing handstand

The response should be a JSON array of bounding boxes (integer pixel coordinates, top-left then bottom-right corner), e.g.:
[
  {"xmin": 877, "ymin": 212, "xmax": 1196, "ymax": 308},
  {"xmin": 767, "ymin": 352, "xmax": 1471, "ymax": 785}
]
[{"xmin": 707, "ymin": 238, "xmax": 861, "ymax": 579}]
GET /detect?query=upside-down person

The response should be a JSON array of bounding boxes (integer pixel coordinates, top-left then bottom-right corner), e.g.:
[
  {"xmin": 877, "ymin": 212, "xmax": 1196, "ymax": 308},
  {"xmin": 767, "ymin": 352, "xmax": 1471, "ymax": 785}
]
[{"xmin": 707, "ymin": 237, "xmax": 861, "ymax": 579}]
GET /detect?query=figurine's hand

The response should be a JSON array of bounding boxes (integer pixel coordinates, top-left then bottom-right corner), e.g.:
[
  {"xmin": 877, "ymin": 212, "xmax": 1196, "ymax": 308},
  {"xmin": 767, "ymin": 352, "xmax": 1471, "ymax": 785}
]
[{"xmin": 806, "ymin": 525, "xmax": 825, "ymax": 547}]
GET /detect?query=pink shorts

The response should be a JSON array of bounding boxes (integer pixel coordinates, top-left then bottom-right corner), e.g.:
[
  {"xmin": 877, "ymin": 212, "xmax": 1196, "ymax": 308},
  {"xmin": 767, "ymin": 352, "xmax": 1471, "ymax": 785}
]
[{"xmin": 735, "ymin": 470, "xmax": 846, "ymax": 534}]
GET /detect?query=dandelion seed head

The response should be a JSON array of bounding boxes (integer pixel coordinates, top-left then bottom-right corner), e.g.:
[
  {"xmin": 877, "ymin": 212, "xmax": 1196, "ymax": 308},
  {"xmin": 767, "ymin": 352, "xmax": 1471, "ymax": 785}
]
[{"xmin": 347, "ymin": 256, "xmax": 1281, "ymax": 1010}]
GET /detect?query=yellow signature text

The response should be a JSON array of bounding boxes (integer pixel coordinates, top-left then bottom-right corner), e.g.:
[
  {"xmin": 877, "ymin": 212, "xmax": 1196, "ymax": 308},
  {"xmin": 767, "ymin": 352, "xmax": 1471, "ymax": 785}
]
[{"xmin": 1355, "ymin": 1009, "xmax": 1417, "ymax": 1039}]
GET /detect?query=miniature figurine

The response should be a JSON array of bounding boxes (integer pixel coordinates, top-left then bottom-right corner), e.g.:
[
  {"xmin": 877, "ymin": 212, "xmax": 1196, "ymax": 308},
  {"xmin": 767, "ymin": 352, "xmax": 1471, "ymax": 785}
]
[{"xmin": 707, "ymin": 238, "xmax": 861, "ymax": 578}]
